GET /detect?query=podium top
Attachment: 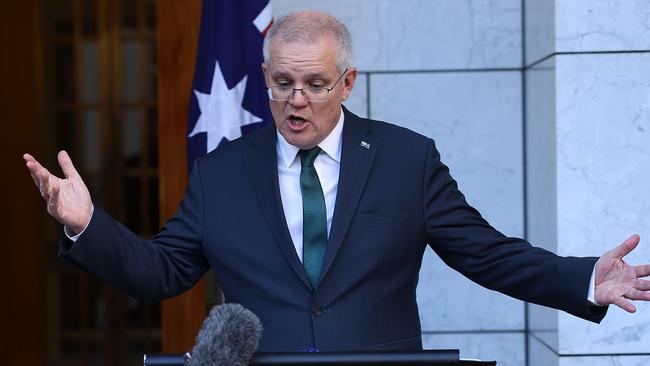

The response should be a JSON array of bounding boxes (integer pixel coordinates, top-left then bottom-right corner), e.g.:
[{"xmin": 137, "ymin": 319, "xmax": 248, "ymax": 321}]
[
  {"xmin": 144, "ymin": 350, "xmax": 497, "ymax": 365},
  {"xmin": 252, "ymin": 350, "xmax": 459, "ymax": 364}
]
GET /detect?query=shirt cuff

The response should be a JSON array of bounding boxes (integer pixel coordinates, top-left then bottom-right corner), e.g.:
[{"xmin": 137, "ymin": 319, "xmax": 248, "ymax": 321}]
[
  {"xmin": 587, "ymin": 264, "xmax": 603, "ymax": 306},
  {"xmin": 63, "ymin": 205, "xmax": 94, "ymax": 242}
]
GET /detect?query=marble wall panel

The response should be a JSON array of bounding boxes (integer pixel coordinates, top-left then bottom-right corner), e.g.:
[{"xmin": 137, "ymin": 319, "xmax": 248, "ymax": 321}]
[
  {"xmin": 371, "ymin": 71, "xmax": 523, "ymax": 237},
  {"xmin": 529, "ymin": 334, "xmax": 559, "ymax": 366},
  {"xmin": 418, "ymin": 249, "xmax": 524, "ymax": 331},
  {"xmin": 528, "ymin": 302, "xmax": 559, "ymax": 353},
  {"xmin": 559, "ymin": 356, "xmax": 650, "ymax": 366},
  {"xmin": 559, "ymin": 308, "xmax": 650, "ymax": 355},
  {"xmin": 271, "ymin": 0, "xmax": 522, "ymax": 70},
  {"xmin": 524, "ymin": 0, "xmax": 555, "ymax": 65},
  {"xmin": 530, "ymin": 320, "xmax": 650, "ymax": 365},
  {"xmin": 370, "ymin": 71, "xmax": 525, "ymax": 331},
  {"xmin": 423, "ymin": 332, "xmax": 524, "ymax": 366},
  {"xmin": 525, "ymin": 0, "xmax": 650, "ymax": 65},
  {"xmin": 556, "ymin": 0, "xmax": 650, "ymax": 53},
  {"xmin": 342, "ymin": 72, "xmax": 368, "ymax": 118},
  {"xmin": 554, "ymin": 53, "xmax": 650, "ymax": 354},
  {"xmin": 555, "ymin": 52, "xmax": 650, "ymax": 258},
  {"xmin": 525, "ymin": 57, "xmax": 557, "ymax": 253}
]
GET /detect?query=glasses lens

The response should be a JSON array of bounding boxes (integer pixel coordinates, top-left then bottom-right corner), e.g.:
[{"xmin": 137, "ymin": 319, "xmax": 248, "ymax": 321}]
[
  {"xmin": 304, "ymin": 88, "xmax": 328, "ymax": 102},
  {"xmin": 267, "ymin": 86, "xmax": 330, "ymax": 102},
  {"xmin": 268, "ymin": 86, "xmax": 290, "ymax": 101}
]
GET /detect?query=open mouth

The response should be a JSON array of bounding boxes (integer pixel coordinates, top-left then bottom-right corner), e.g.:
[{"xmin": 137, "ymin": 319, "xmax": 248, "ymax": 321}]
[{"xmin": 288, "ymin": 115, "xmax": 308, "ymax": 130}]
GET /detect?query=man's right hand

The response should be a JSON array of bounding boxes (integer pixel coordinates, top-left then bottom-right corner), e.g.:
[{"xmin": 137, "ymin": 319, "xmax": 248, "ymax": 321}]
[{"xmin": 23, "ymin": 150, "xmax": 93, "ymax": 236}]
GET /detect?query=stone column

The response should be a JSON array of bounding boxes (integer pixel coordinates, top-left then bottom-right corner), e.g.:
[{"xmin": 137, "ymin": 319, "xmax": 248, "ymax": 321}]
[{"xmin": 525, "ymin": 1, "xmax": 650, "ymax": 365}]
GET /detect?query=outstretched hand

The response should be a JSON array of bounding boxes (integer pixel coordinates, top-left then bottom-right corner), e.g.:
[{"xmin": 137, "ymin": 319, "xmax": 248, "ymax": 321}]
[
  {"xmin": 594, "ymin": 234, "xmax": 650, "ymax": 312},
  {"xmin": 23, "ymin": 150, "xmax": 93, "ymax": 235}
]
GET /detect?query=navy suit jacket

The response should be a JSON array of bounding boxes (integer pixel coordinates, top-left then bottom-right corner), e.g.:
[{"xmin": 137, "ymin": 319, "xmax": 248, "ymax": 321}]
[{"xmin": 61, "ymin": 107, "xmax": 606, "ymax": 351}]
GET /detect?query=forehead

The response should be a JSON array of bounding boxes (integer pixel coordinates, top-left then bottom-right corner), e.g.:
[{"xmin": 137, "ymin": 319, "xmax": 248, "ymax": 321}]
[{"xmin": 267, "ymin": 36, "xmax": 339, "ymax": 76}]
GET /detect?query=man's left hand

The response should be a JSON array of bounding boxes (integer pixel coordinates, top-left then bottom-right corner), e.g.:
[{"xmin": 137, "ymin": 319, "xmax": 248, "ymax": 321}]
[{"xmin": 595, "ymin": 234, "xmax": 650, "ymax": 312}]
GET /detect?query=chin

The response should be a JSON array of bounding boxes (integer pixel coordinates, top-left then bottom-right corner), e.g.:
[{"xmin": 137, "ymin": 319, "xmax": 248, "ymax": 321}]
[
  {"xmin": 289, "ymin": 139, "xmax": 312, "ymax": 149},
  {"xmin": 292, "ymin": 139, "xmax": 318, "ymax": 150},
  {"xmin": 280, "ymin": 131, "xmax": 317, "ymax": 149}
]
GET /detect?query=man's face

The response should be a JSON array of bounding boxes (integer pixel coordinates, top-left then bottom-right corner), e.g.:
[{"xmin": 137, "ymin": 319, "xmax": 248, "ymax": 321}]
[{"xmin": 262, "ymin": 36, "xmax": 356, "ymax": 149}]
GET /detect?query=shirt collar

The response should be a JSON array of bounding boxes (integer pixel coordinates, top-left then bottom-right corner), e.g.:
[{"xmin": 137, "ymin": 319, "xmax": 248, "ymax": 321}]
[{"xmin": 276, "ymin": 108, "xmax": 345, "ymax": 167}]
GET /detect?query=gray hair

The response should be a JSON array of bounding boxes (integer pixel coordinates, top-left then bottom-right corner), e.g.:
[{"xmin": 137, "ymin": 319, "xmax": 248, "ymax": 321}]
[{"xmin": 262, "ymin": 10, "xmax": 352, "ymax": 73}]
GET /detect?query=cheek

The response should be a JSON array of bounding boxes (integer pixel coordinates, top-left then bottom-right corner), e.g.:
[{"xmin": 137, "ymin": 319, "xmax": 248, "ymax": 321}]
[
  {"xmin": 319, "ymin": 101, "xmax": 341, "ymax": 123},
  {"xmin": 269, "ymin": 102, "xmax": 284, "ymax": 122},
  {"xmin": 309, "ymin": 109, "xmax": 334, "ymax": 135}
]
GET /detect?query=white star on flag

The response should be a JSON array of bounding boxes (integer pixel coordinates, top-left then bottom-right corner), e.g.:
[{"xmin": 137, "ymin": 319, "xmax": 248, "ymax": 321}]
[{"xmin": 189, "ymin": 61, "xmax": 263, "ymax": 153}]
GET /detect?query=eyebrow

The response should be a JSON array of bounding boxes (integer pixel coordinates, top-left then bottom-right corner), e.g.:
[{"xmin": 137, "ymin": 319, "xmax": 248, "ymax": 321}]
[
  {"xmin": 270, "ymin": 70, "xmax": 291, "ymax": 79},
  {"xmin": 270, "ymin": 70, "xmax": 330, "ymax": 80}
]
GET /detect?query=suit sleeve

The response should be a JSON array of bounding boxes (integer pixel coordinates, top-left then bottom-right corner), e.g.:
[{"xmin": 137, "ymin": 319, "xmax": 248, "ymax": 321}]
[
  {"xmin": 59, "ymin": 160, "xmax": 210, "ymax": 302},
  {"xmin": 422, "ymin": 139, "xmax": 607, "ymax": 322}
]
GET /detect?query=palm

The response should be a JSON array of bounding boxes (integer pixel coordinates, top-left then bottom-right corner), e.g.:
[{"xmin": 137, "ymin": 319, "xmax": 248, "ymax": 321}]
[
  {"xmin": 49, "ymin": 174, "xmax": 91, "ymax": 229},
  {"xmin": 24, "ymin": 151, "xmax": 93, "ymax": 234},
  {"xmin": 594, "ymin": 235, "xmax": 650, "ymax": 313}
]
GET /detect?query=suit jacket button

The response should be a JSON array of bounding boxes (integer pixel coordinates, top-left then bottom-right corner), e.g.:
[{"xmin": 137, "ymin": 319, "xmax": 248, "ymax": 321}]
[{"xmin": 312, "ymin": 305, "xmax": 323, "ymax": 317}]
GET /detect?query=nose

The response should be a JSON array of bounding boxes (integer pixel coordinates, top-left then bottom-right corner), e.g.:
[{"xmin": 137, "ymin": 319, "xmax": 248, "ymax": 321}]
[{"xmin": 289, "ymin": 88, "xmax": 308, "ymax": 107}]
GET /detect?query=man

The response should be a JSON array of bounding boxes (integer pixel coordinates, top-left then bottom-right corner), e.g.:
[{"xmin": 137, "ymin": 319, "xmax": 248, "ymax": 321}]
[{"xmin": 24, "ymin": 11, "xmax": 650, "ymax": 352}]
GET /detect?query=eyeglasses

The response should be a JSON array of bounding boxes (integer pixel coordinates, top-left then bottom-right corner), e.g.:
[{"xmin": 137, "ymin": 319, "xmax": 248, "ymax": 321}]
[{"xmin": 267, "ymin": 68, "xmax": 349, "ymax": 102}]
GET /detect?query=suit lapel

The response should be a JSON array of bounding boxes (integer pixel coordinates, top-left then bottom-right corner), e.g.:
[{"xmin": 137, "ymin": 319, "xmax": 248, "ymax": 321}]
[
  {"xmin": 242, "ymin": 124, "xmax": 313, "ymax": 290},
  {"xmin": 320, "ymin": 108, "xmax": 378, "ymax": 283}
]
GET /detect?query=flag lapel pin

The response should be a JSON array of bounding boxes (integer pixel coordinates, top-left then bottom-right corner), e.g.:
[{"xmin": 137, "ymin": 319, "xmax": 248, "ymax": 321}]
[{"xmin": 360, "ymin": 141, "xmax": 371, "ymax": 150}]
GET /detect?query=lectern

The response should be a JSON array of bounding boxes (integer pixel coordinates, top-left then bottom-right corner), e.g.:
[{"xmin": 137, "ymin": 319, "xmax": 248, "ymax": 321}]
[{"xmin": 143, "ymin": 350, "xmax": 497, "ymax": 365}]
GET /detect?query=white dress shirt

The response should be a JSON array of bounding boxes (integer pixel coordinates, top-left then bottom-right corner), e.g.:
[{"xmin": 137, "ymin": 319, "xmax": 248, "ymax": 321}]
[{"xmin": 276, "ymin": 110, "xmax": 344, "ymax": 263}]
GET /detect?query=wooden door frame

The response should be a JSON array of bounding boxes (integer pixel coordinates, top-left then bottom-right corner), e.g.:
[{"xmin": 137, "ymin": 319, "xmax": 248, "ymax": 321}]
[
  {"xmin": 1, "ymin": 1, "xmax": 44, "ymax": 365},
  {"xmin": 156, "ymin": 0, "xmax": 205, "ymax": 353}
]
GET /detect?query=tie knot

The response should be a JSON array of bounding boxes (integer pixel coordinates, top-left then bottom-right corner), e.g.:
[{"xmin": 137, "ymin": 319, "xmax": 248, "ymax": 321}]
[{"xmin": 299, "ymin": 147, "xmax": 321, "ymax": 168}]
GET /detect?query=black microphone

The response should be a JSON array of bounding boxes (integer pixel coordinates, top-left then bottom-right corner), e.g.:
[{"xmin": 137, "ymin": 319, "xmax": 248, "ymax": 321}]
[{"xmin": 186, "ymin": 303, "xmax": 263, "ymax": 366}]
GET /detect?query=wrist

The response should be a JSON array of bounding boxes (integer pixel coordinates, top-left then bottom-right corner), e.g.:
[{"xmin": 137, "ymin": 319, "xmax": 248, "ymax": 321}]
[{"xmin": 67, "ymin": 204, "xmax": 94, "ymax": 236}]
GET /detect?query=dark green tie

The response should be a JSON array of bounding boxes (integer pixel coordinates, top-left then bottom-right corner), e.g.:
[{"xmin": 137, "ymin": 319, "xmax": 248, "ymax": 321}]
[{"xmin": 299, "ymin": 147, "xmax": 327, "ymax": 288}]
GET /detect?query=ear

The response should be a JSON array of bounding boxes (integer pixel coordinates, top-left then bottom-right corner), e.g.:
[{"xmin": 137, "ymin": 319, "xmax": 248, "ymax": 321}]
[
  {"xmin": 340, "ymin": 68, "xmax": 357, "ymax": 101},
  {"xmin": 261, "ymin": 63, "xmax": 268, "ymax": 82}
]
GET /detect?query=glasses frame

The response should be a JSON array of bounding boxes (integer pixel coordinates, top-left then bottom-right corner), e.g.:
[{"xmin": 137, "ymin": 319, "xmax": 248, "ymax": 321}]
[{"xmin": 266, "ymin": 68, "xmax": 349, "ymax": 102}]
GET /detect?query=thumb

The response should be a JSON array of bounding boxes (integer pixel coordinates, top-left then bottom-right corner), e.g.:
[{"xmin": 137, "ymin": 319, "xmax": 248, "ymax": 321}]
[
  {"xmin": 605, "ymin": 234, "xmax": 640, "ymax": 260},
  {"xmin": 58, "ymin": 150, "xmax": 80, "ymax": 179}
]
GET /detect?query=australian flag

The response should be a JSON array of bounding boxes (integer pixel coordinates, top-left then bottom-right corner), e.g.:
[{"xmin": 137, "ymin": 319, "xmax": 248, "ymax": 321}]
[{"xmin": 187, "ymin": 0, "xmax": 273, "ymax": 169}]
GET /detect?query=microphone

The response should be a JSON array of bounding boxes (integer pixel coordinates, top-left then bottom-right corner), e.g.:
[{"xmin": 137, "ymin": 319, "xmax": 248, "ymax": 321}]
[{"xmin": 186, "ymin": 303, "xmax": 263, "ymax": 366}]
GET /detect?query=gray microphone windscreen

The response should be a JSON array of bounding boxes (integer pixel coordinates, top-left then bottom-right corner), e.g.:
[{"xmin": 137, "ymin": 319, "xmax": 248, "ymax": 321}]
[{"xmin": 187, "ymin": 303, "xmax": 263, "ymax": 366}]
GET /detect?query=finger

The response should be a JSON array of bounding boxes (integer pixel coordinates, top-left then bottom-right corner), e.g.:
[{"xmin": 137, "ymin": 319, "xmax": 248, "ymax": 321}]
[
  {"xmin": 24, "ymin": 157, "xmax": 45, "ymax": 178},
  {"xmin": 634, "ymin": 279, "xmax": 650, "ymax": 291},
  {"xmin": 44, "ymin": 170, "xmax": 63, "ymax": 200},
  {"xmin": 42, "ymin": 174, "xmax": 55, "ymax": 202},
  {"xmin": 23, "ymin": 153, "xmax": 36, "ymax": 163},
  {"xmin": 58, "ymin": 150, "xmax": 80, "ymax": 179},
  {"xmin": 24, "ymin": 153, "xmax": 45, "ymax": 173},
  {"xmin": 605, "ymin": 234, "xmax": 640, "ymax": 259},
  {"xmin": 635, "ymin": 264, "xmax": 650, "ymax": 278},
  {"xmin": 25, "ymin": 156, "xmax": 54, "ymax": 183},
  {"xmin": 34, "ymin": 167, "xmax": 48, "ymax": 198},
  {"xmin": 23, "ymin": 157, "xmax": 57, "ymax": 200},
  {"xmin": 36, "ymin": 165, "xmax": 55, "ymax": 192},
  {"xmin": 625, "ymin": 288, "xmax": 650, "ymax": 301},
  {"xmin": 47, "ymin": 184, "xmax": 63, "ymax": 221},
  {"xmin": 612, "ymin": 296, "xmax": 636, "ymax": 313},
  {"xmin": 47, "ymin": 183, "xmax": 60, "ymax": 212}
]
